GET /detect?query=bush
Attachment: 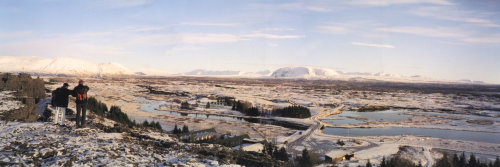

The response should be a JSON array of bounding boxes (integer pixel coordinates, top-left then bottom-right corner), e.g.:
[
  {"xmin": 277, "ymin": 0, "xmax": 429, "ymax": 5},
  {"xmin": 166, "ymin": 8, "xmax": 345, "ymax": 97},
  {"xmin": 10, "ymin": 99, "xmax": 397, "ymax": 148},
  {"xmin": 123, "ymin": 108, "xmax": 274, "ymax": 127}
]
[
  {"xmin": 108, "ymin": 105, "xmax": 134, "ymax": 127},
  {"xmin": 181, "ymin": 101, "xmax": 191, "ymax": 109},
  {"xmin": 142, "ymin": 120, "xmax": 163, "ymax": 131},
  {"xmin": 87, "ymin": 97, "xmax": 108, "ymax": 116},
  {"xmin": 262, "ymin": 140, "xmax": 289, "ymax": 162},
  {"xmin": 381, "ymin": 156, "xmax": 419, "ymax": 167}
]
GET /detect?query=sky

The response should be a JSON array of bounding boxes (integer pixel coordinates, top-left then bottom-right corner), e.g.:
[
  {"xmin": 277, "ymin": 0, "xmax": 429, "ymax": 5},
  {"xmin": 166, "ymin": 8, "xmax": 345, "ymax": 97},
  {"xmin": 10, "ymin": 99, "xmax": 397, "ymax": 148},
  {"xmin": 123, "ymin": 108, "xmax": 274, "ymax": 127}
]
[{"xmin": 1, "ymin": 0, "xmax": 500, "ymax": 83}]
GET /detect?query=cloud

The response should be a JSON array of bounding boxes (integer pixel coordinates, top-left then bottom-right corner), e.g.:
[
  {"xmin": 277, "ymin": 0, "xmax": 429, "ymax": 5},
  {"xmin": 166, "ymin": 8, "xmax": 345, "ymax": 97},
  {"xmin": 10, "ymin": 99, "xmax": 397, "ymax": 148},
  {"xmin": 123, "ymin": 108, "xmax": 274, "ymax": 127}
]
[
  {"xmin": 0, "ymin": 31, "xmax": 32, "ymax": 40},
  {"xmin": 250, "ymin": 1, "xmax": 338, "ymax": 13},
  {"xmin": 128, "ymin": 33, "xmax": 240, "ymax": 46},
  {"xmin": 376, "ymin": 26, "xmax": 466, "ymax": 38},
  {"xmin": 0, "ymin": 38, "xmax": 129, "ymax": 58},
  {"xmin": 93, "ymin": 0, "xmax": 153, "ymax": 8},
  {"xmin": 376, "ymin": 26, "xmax": 500, "ymax": 44},
  {"xmin": 410, "ymin": 6, "xmax": 500, "ymax": 28},
  {"xmin": 348, "ymin": 0, "xmax": 453, "ymax": 6},
  {"xmin": 351, "ymin": 42, "xmax": 394, "ymax": 48},
  {"xmin": 279, "ymin": 2, "xmax": 334, "ymax": 12},
  {"xmin": 462, "ymin": 35, "xmax": 500, "ymax": 44},
  {"xmin": 125, "ymin": 26, "xmax": 166, "ymax": 32},
  {"xmin": 241, "ymin": 33, "xmax": 305, "ymax": 39},
  {"xmin": 179, "ymin": 22, "xmax": 239, "ymax": 27},
  {"xmin": 318, "ymin": 25, "xmax": 350, "ymax": 34}
]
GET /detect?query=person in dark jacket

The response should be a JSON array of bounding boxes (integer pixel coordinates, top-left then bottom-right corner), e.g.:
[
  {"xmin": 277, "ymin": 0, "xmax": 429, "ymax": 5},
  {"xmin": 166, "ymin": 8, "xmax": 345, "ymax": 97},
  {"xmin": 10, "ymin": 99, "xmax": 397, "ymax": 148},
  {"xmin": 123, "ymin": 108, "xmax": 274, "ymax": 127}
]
[
  {"xmin": 73, "ymin": 80, "xmax": 90, "ymax": 128},
  {"xmin": 53, "ymin": 83, "xmax": 72, "ymax": 126}
]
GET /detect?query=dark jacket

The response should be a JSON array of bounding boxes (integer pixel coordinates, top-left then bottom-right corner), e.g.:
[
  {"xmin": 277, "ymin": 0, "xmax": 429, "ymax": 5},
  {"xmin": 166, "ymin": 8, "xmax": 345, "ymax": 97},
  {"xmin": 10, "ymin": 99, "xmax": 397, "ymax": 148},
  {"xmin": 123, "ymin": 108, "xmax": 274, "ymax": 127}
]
[
  {"xmin": 72, "ymin": 84, "xmax": 90, "ymax": 104},
  {"xmin": 52, "ymin": 87, "xmax": 72, "ymax": 107}
]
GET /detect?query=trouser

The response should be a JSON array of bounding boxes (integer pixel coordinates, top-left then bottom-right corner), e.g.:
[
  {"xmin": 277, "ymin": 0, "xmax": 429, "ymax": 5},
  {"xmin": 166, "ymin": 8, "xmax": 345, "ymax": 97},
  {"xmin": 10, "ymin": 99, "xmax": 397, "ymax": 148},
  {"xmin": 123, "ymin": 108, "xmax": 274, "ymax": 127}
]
[
  {"xmin": 53, "ymin": 107, "xmax": 66, "ymax": 125},
  {"xmin": 76, "ymin": 103, "xmax": 87, "ymax": 127}
]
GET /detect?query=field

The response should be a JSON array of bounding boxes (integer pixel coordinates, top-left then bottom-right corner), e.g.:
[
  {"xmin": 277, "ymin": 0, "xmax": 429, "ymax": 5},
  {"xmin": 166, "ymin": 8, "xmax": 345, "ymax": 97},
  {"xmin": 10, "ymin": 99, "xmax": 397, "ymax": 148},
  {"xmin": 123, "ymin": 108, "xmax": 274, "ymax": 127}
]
[{"xmin": 45, "ymin": 76, "xmax": 500, "ymax": 166}]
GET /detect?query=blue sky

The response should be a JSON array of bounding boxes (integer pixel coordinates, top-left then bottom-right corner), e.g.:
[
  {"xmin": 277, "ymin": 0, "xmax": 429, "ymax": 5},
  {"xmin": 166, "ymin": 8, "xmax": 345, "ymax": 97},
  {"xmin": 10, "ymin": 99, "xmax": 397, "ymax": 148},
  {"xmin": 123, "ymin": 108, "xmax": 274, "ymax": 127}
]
[{"xmin": 1, "ymin": 0, "xmax": 500, "ymax": 83}]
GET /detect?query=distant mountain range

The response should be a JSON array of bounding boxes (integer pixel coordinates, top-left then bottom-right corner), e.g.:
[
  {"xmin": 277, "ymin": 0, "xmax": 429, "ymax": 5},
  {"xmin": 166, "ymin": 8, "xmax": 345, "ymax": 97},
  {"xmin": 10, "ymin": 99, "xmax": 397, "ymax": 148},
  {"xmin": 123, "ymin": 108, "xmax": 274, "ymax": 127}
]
[
  {"xmin": 0, "ymin": 56, "xmax": 487, "ymax": 84},
  {"xmin": 0, "ymin": 56, "xmax": 133, "ymax": 77}
]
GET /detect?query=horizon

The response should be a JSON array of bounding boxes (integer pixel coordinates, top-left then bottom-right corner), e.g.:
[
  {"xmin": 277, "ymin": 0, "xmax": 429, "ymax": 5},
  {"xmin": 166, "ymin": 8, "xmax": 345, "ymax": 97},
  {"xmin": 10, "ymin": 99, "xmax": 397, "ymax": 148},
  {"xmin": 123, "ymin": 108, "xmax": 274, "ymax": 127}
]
[{"xmin": 1, "ymin": 0, "xmax": 500, "ymax": 83}]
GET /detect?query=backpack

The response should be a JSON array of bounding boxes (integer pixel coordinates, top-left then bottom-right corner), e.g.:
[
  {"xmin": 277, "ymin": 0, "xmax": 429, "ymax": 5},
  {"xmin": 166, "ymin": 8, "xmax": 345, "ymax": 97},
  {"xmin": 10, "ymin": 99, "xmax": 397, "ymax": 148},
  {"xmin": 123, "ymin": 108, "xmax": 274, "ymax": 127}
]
[
  {"xmin": 51, "ymin": 88, "xmax": 59, "ymax": 106},
  {"xmin": 76, "ymin": 87, "xmax": 87, "ymax": 101}
]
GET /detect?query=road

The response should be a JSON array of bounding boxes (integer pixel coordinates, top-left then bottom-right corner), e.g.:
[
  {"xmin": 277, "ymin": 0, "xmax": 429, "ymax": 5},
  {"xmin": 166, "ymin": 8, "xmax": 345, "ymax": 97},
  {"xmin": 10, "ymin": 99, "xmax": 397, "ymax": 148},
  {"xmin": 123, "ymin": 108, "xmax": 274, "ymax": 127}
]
[{"xmin": 286, "ymin": 105, "xmax": 344, "ymax": 155}]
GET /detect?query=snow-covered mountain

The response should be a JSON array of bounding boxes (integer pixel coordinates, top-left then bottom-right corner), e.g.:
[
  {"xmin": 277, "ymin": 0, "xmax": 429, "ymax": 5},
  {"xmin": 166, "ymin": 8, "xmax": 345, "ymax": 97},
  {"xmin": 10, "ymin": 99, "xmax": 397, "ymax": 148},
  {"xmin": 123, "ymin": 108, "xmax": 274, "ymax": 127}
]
[
  {"xmin": 270, "ymin": 66, "xmax": 339, "ymax": 79},
  {"xmin": 0, "ymin": 56, "xmax": 134, "ymax": 77},
  {"xmin": 182, "ymin": 69, "xmax": 271, "ymax": 77},
  {"xmin": 268, "ymin": 66, "xmax": 483, "ymax": 84},
  {"xmin": 184, "ymin": 69, "xmax": 241, "ymax": 76}
]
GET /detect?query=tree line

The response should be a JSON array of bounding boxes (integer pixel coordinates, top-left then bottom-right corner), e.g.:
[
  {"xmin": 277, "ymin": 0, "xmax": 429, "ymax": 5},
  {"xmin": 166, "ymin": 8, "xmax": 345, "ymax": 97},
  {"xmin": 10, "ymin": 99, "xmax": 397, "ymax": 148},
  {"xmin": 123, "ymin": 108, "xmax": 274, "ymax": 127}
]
[
  {"xmin": 87, "ymin": 97, "xmax": 162, "ymax": 131},
  {"xmin": 433, "ymin": 152, "xmax": 500, "ymax": 167}
]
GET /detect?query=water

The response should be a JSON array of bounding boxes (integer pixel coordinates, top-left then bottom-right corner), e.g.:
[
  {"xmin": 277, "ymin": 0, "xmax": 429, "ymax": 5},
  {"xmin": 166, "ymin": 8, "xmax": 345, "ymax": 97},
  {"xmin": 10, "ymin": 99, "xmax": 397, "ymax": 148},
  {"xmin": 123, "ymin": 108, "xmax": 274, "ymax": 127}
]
[
  {"xmin": 321, "ymin": 117, "xmax": 364, "ymax": 125},
  {"xmin": 322, "ymin": 110, "xmax": 411, "ymax": 125},
  {"xmin": 323, "ymin": 127, "xmax": 500, "ymax": 144},
  {"xmin": 423, "ymin": 111, "xmax": 500, "ymax": 122}
]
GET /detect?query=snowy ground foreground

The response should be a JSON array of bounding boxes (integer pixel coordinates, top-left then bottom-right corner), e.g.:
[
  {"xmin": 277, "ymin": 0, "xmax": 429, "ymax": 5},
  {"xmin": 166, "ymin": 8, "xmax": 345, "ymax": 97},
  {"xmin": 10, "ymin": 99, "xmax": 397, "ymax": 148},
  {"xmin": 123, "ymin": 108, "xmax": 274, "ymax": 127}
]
[
  {"xmin": 0, "ymin": 120, "xmax": 242, "ymax": 167},
  {"xmin": 0, "ymin": 91, "xmax": 23, "ymax": 114}
]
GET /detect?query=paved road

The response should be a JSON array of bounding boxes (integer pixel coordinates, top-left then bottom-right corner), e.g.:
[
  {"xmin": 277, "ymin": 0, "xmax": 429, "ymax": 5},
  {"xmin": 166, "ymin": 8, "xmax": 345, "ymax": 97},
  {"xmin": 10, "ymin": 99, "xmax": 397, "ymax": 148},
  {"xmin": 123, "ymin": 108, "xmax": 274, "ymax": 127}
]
[{"xmin": 286, "ymin": 105, "xmax": 344, "ymax": 155}]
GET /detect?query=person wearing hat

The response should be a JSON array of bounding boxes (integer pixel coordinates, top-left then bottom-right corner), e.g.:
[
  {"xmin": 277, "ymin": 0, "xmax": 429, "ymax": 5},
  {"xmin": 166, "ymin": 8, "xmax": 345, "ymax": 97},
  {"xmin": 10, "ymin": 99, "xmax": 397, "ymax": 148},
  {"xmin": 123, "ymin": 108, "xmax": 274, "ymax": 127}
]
[
  {"xmin": 72, "ymin": 80, "xmax": 90, "ymax": 128},
  {"xmin": 52, "ymin": 83, "xmax": 73, "ymax": 126}
]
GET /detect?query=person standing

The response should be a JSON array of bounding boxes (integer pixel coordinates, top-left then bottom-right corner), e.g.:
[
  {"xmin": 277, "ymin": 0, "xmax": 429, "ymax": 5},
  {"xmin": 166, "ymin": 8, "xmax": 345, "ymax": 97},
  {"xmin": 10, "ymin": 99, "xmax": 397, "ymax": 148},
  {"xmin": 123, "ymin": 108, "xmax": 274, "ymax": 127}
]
[
  {"xmin": 53, "ymin": 83, "xmax": 72, "ymax": 126},
  {"xmin": 73, "ymin": 80, "xmax": 90, "ymax": 128}
]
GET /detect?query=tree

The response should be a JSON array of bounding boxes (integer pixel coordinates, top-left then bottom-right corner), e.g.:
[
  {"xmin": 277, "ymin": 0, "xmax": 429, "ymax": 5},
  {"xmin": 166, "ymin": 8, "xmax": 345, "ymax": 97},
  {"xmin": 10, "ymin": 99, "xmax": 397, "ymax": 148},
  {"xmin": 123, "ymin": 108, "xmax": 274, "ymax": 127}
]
[
  {"xmin": 277, "ymin": 147, "xmax": 288, "ymax": 161},
  {"xmin": 299, "ymin": 148, "xmax": 313, "ymax": 167},
  {"xmin": 173, "ymin": 124, "xmax": 179, "ymax": 134},
  {"xmin": 494, "ymin": 156, "xmax": 500, "ymax": 167},
  {"xmin": 469, "ymin": 154, "xmax": 478, "ymax": 167},
  {"xmin": 206, "ymin": 102, "xmax": 210, "ymax": 108},
  {"xmin": 453, "ymin": 153, "xmax": 460, "ymax": 167},
  {"xmin": 434, "ymin": 153, "xmax": 451, "ymax": 167},
  {"xmin": 381, "ymin": 157, "xmax": 386, "ymax": 167},
  {"xmin": 154, "ymin": 121, "xmax": 162, "ymax": 130},
  {"xmin": 181, "ymin": 101, "xmax": 190, "ymax": 109},
  {"xmin": 459, "ymin": 152, "xmax": 466, "ymax": 167},
  {"xmin": 272, "ymin": 105, "xmax": 311, "ymax": 118},
  {"xmin": 142, "ymin": 120, "xmax": 149, "ymax": 127},
  {"xmin": 182, "ymin": 125, "xmax": 189, "ymax": 133},
  {"xmin": 366, "ymin": 160, "xmax": 372, "ymax": 167},
  {"xmin": 246, "ymin": 107, "xmax": 260, "ymax": 116}
]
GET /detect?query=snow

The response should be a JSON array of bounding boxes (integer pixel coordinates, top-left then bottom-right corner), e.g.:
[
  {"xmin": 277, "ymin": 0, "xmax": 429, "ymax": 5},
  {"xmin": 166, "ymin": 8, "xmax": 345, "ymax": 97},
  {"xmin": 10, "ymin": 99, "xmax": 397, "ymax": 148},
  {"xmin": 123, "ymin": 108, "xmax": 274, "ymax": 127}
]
[
  {"xmin": 0, "ymin": 56, "xmax": 134, "ymax": 76},
  {"xmin": 268, "ymin": 66, "xmax": 487, "ymax": 84},
  {"xmin": 270, "ymin": 66, "xmax": 339, "ymax": 79},
  {"xmin": 0, "ymin": 121, "xmax": 237, "ymax": 166},
  {"xmin": 0, "ymin": 91, "xmax": 23, "ymax": 113}
]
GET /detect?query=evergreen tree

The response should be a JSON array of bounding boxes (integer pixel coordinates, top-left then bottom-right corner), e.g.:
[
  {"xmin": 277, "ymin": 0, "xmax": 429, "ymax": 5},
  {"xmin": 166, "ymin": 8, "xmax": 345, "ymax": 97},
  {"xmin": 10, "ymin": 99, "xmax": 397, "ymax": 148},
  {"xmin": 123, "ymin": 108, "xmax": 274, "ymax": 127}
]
[
  {"xmin": 299, "ymin": 148, "xmax": 313, "ymax": 167},
  {"xmin": 366, "ymin": 159, "xmax": 372, "ymax": 167},
  {"xmin": 278, "ymin": 147, "xmax": 288, "ymax": 161},
  {"xmin": 206, "ymin": 102, "xmax": 210, "ymax": 108},
  {"xmin": 494, "ymin": 156, "xmax": 500, "ymax": 167},
  {"xmin": 155, "ymin": 121, "xmax": 162, "ymax": 130},
  {"xmin": 459, "ymin": 152, "xmax": 466, "ymax": 167},
  {"xmin": 453, "ymin": 153, "xmax": 460, "ymax": 167},
  {"xmin": 173, "ymin": 124, "xmax": 179, "ymax": 134},
  {"xmin": 142, "ymin": 120, "xmax": 149, "ymax": 127},
  {"xmin": 434, "ymin": 153, "xmax": 451, "ymax": 167},
  {"xmin": 381, "ymin": 157, "xmax": 386, "ymax": 167},
  {"xmin": 182, "ymin": 125, "xmax": 189, "ymax": 133},
  {"xmin": 469, "ymin": 154, "xmax": 478, "ymax": 167}
]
